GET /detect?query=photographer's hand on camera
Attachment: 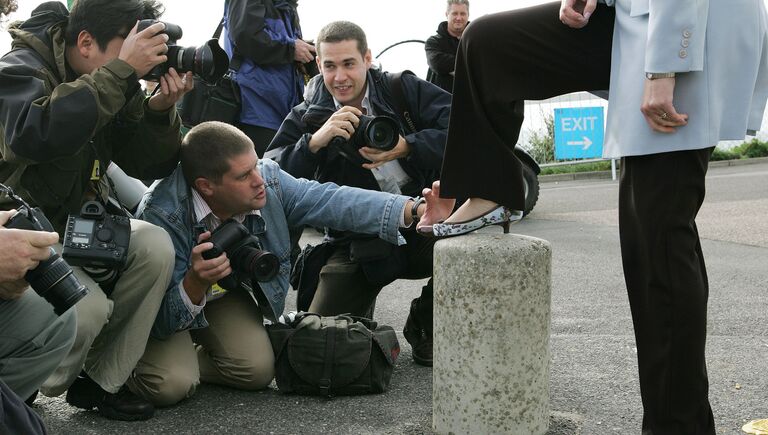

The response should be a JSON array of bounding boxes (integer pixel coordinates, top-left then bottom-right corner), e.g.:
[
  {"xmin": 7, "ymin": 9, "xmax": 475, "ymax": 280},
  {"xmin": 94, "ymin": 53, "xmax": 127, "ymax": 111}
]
[
  {"xmin": 182, "ymin": 231, "xmax": 231, "ymax": 305},
  {"xmin": 0, "ymin": 210, "xmax": 59, "ymax": 299},
  {"xmin": 119, "ymin": 21, "xmax": 169, "ymax": 80},
  {"xmin": 307, "ymin": 106, "xmax": 361, "ymax": 153},
  {"xmin": 293, "ymin": 39, "xmax": 317, "ymax": 64},
  {"xmin": 148, "ymin": 67, "xmax": 194, "ymax": 111},
  {"xmin": 359, "ymin": 135, "xmax": 411, "ymax": 169}
]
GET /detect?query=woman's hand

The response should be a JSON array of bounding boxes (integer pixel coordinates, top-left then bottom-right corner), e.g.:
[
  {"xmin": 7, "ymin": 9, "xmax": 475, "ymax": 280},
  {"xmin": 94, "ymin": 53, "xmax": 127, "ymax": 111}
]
[
  {"xmin": 641, "ymin": 77, "xmax": 688, "ymax": 133},
  {"xmin": 560, "ymin": 0, "xmax": 597, "ymax": 29}
]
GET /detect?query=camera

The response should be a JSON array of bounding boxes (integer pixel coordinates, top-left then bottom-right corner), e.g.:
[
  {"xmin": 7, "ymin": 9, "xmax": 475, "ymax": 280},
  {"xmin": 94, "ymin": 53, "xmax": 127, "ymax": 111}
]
[
  {"xmin": 62, "ymin": 201, "xmax": 131, "ymax": 270},
  {"xmin": 1, "ymin": 185, "xmax": 88, "ymax": 316},
  {"xmin": 330, "ymin": 114, "xmax": 400, "ymax": 165},
  {"xmin": 202, "ymin": 219, "xmax": 279, "ymax": 286},
  {"xmin": 137, "ymin": 19, "xmax": 230, "ymax": 83}
]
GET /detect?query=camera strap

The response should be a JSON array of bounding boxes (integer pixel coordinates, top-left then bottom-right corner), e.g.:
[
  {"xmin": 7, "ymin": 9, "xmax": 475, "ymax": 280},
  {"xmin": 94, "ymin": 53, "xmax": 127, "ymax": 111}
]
[
  {"xmin": 387, "ymin": 71, "xmax": 417, "ymax": 134},
  {"xmin": 214, "ymin": 17, "xmax": 243, "ymax": 72}
]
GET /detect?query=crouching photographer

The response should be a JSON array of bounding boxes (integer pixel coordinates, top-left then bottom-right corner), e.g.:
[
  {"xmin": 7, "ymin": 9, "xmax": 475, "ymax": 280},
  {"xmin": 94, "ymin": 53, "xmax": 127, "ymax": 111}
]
[{"xmin": 0, "ymin": 0, "xmax": 192, "ymax": 421}]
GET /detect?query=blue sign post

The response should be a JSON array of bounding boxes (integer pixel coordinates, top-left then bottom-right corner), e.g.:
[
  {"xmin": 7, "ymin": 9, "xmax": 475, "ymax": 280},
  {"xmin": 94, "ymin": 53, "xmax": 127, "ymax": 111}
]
[{"xmin": 554, "ymin": 107, "xmax": 605, "ymax": 160}]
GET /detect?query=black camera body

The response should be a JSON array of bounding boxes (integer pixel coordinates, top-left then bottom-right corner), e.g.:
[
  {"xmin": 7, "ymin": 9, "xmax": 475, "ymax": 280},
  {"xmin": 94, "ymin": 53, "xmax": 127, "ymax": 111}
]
[
  {"xmin": 137, "ymin": 19, "xmax": 229, "ymax": 83},
  {"xmin": 3, "ymin": 197, "xmax": 88, "ymax": 315},
  {"xmin": 62, "ymin": 201, "xmax": 131, "ymax": 270},
  {"xmin": 329, "ymin": 114, "xmax": 400, "ymax": 166},
  {"xmin": 202, "ymin": 219, "xmax": 279, "ymax": 285}
]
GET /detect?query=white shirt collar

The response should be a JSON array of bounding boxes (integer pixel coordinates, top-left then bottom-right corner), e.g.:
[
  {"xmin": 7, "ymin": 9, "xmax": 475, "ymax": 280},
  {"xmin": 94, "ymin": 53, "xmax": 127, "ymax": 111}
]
[{"xmin": 191, "ymin": 188, "xmax": 260, "ymax": 231}]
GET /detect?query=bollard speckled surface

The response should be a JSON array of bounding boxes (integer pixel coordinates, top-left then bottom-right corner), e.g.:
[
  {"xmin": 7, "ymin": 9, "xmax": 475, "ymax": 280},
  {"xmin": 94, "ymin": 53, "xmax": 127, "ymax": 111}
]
[{"xmin": 433, "ymin": 233, "xmax": 552, "ymax": 435}]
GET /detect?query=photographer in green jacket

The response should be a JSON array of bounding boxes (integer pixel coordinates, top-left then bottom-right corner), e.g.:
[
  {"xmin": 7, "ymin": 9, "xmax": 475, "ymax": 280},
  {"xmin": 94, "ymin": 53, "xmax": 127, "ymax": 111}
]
[{"xmin": 0, "ymin": 0, "xmax": 192, "ymax": 421}]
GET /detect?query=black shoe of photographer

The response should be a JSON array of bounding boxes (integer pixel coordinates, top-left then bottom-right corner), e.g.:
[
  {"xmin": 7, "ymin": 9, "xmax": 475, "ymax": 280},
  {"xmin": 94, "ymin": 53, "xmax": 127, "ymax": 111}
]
[
  {"xmin": 66, "ymin": 373, "xmax": 154, "ymax": 421},
  {"xmin": 403, "ymin": 299, "xmax": 433, "ymax": 367}
]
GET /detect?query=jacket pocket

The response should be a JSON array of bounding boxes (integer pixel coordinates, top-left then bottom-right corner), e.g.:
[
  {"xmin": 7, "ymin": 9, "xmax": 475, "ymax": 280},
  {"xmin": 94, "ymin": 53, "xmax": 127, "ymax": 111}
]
[{"xmin": 630, "ymin": 0, "xmax": 649, "ymax": 16}]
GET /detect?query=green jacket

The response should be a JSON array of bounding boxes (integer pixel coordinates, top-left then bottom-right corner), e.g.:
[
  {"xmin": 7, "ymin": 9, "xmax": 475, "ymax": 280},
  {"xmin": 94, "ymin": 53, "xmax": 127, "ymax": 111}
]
[{"xmin": 0, "ymin": 3, "xmax": 182, "ymax": 234}]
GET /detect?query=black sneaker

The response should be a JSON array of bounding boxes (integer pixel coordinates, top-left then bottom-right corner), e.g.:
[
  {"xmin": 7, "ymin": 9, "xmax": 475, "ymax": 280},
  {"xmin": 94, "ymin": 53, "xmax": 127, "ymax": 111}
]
[
  {"xmin": 66, "ymin": 373, "xmax": 154, "ymax": 421},
  {"xmin": 403, "ymin": 299, "xmax": 433, "ymax": 367}
]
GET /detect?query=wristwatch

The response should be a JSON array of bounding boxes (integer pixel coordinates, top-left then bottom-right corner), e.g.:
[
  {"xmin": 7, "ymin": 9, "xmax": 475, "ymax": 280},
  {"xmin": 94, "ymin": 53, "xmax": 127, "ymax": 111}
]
[
  {"xmin": 406, "ymin": 197, "xmax": 425, "ymax": 229},
  {"xmin": 645, "ymin": 72, "xmax": 676, "ymax": 80}
]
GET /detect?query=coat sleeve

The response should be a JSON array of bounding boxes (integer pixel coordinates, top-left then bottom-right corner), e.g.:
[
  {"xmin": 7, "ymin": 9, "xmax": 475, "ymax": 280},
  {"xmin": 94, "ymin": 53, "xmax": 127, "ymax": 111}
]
[
  {"xmin": 425, "ymin": 35, "xmax": 456, "ymax": 75},
  {"xmin": 644, "ymin": 0, "xmax": 708, "ymax": 73},
  {"xmin": 0, "ymin": 58, "xmax": 138, "ymax": 165},
  {"xmin": 226, "ymin": 0, "xmax": 296, "ymax": 65},
  {"xmin": 108, "ymin": 95, "xmax": 182, "ymax": 181},
  {"xmin": 400, "ymin": 74, "xmax": 451, "ymax": 172}
]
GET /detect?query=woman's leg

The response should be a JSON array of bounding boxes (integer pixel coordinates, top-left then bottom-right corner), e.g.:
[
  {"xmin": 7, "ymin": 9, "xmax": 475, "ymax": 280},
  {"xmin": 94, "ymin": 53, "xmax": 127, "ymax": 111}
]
[{"xmin": 440, "ymin": 2, "xmax": 614, "ymax": 216}]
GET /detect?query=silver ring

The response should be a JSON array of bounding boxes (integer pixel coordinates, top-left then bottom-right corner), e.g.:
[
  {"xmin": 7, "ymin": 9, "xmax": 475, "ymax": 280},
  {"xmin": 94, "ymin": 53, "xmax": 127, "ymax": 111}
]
[{"xmin": 660, "ymin": 112, "xmax": 669, "ymax": 120}]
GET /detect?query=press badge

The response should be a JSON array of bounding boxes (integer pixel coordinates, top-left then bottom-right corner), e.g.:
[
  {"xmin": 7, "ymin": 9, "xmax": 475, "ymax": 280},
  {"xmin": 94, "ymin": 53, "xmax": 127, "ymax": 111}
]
[{"xmin": 90, "ymin": 160, "xmax": 101, "ymax": 181}]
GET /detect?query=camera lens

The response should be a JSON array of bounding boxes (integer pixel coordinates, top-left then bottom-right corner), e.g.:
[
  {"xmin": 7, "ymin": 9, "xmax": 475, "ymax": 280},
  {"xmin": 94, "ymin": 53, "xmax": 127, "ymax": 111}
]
[
  {"xmin": 194, "ymin": 39, "xmax": 230, "ymax": 84},
  {"xmin": 360, "ymin": 115, "xmax": 399, "ymax": 151},
  {"xmin": 27, "ymin": 252, "xmax": 89, "ymax": 316},
  {"xmin": 239, "ymin": 248, "xmax": 279, "ymax": 282}
]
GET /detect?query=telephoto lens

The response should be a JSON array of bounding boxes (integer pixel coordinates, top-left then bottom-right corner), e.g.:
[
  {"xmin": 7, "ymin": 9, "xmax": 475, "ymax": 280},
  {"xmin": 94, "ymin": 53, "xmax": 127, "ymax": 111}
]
[{"xmin": 6, "ymin": 208, "xmax": 88, "ymax": 315}]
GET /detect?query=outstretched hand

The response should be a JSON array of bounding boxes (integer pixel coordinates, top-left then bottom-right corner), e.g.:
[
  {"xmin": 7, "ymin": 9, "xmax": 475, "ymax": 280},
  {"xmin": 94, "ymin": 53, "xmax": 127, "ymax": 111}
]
[{"xmin": 417, "ymin": 181, "xmax": 455, "ymax": 231}]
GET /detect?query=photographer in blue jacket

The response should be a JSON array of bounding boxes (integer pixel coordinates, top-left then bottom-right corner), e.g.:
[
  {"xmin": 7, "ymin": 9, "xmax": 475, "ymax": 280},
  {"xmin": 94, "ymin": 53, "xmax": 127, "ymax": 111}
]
[{"xmin": 130, "ymin": 121, "xmax": 452, "ymax": 406}]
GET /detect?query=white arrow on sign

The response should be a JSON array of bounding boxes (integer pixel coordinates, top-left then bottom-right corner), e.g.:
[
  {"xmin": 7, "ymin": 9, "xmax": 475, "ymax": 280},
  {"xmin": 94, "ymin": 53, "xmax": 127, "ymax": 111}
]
[{"xmin": 566, "ymin": 136, "xmax": 593, "ymax": 150}]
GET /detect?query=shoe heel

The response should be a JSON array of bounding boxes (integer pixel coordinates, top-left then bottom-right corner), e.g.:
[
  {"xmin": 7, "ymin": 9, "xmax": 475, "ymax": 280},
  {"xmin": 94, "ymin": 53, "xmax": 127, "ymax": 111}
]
[{"xmin": 501, "ymin": 220, "xmax": 510, "ymax": 234}]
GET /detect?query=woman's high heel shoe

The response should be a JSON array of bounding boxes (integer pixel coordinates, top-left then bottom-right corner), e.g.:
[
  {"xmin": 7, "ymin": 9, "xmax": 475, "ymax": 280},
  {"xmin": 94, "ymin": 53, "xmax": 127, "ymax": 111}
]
[{"xmin": 430, "ymin": 206, "xmax": 523, "ymax": 238}]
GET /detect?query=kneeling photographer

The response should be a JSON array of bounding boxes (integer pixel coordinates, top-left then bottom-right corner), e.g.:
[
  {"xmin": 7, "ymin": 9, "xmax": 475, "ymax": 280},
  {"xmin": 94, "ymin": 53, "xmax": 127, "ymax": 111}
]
[
  {"xmin": 132, "ymin": 121, "xmax": 454, "ymax": 407},
  {"xmin": 0, "ymin": 0, "xmax": 198, "ymax": 421},
  {"xmin": 266, "ymin": 21, "xmax": 451, "ymax": 366}
]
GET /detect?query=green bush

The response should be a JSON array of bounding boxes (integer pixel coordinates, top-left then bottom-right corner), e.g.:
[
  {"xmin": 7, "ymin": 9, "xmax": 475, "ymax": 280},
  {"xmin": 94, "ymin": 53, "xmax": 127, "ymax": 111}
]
[
  {"xmin": 711, "ymin": 148, "xmax": 739, "ymax": 161},
  {"xmin": 523, "ymin": 112, "xmax": 555, "ymax": 164}
]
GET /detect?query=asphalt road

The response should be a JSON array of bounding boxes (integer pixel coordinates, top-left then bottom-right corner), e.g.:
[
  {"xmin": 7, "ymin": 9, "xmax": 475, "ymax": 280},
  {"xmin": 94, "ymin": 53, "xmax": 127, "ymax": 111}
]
[{"xmin": 35, "ymin": 160, "xmax": 768, "ymax": 434}]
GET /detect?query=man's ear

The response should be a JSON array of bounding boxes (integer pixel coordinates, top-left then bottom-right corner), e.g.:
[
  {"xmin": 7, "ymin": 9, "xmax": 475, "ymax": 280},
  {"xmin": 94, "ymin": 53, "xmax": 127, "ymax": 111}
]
[
  {"xmin": 76, "ymin": 30, "xmax": 97, "ymax": 58},
  {"xmin": 364, "ymin": 49, "xmax": 372, "ymax": 69},
  {"xmin": 194, "ymin": 177, "xmax": 215, "ymax": 197}
]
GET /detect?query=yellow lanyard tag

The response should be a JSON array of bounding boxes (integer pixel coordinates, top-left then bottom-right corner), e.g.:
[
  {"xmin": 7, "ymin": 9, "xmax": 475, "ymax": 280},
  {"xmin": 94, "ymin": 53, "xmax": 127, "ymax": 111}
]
[
  {"xmin": 210, "ymin": 283, "xmax": 228, "ymax": 298},
  {"xmin": 90, "ymin": 160, "xmax": 101, "ymax": 181}
]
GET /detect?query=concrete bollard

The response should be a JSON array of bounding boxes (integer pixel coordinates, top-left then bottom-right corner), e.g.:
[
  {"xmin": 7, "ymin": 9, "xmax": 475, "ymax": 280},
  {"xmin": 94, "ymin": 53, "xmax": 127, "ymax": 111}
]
[{"xmin": 433, "ymin": 233, "xmax": 552, "ymax": 435}]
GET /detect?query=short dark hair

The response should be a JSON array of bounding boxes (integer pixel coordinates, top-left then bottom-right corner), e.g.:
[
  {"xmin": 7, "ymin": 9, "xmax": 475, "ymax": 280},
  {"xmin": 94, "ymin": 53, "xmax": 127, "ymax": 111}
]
[
  {"xmin": 1, "ymin": 0, "xmax": 17, "ymax": 17},
  {"xmin": 446, "ymin": 0, "xmax": 469, "ymax": 12},
  {"xmin": 180, "ymin": 121, "xmax": 255, "ymax": 186},
  {"xmin": 65, "ymin": 0, "xmax": 163, "ymax": 50},
  {"xmin": 316, "ymin": 21, "xmax": 368, "ymax": 58}
]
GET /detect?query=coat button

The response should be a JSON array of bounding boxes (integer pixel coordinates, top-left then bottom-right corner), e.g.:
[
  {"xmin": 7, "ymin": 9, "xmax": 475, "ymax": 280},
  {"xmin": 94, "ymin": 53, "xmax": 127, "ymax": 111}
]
[
  {"xmin": 683, "ymin": 29, "xmax": 692, "ymax": 38},
  {"xmin": 679, "ymin": 49, "xmax": 688, "ymax": 58},
  {"xmin": 681, "ymin": 39, "xmax": 690, "ymax": 48}
]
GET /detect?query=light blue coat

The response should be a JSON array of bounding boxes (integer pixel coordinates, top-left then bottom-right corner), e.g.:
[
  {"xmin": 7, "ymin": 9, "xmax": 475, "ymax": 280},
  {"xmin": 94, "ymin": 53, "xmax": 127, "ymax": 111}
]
[{"xmin": 603, "ymin": 0, "xmax": 768, "ymax": 158}]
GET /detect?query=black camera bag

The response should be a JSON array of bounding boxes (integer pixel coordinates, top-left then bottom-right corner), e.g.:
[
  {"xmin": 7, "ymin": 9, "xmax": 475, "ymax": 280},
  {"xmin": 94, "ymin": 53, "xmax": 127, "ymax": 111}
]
[
  {"xmin": 267, "ymin": 313, "xmax": 400, "ymax": 396},
  {"xmin": 178, "ymin": 18, "xmax": 242, "ymax": 127}
]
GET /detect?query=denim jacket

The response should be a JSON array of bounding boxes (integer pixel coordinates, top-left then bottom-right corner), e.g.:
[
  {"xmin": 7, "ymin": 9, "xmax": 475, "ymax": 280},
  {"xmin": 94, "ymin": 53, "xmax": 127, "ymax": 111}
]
[{"xmin": 136, "ymin": 158, "xmax": 409, "ymax": 339}]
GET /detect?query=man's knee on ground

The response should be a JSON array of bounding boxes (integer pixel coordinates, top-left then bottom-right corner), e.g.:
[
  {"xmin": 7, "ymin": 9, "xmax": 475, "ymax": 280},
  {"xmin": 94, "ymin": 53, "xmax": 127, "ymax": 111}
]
[
  {"xmin": 132, "ymin": 371, "xmax": 198, "ymax": 407},
  {"xmin": 217, "ymin": 355, "xmax": 274, "ymax": 391}
]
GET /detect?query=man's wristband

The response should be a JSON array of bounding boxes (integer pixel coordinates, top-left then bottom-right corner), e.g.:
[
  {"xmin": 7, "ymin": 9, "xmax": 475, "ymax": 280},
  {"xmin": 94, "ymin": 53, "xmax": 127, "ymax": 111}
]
[{"xmin": 407, "ymin": 196, "xmax": 425, "ymax": 228}]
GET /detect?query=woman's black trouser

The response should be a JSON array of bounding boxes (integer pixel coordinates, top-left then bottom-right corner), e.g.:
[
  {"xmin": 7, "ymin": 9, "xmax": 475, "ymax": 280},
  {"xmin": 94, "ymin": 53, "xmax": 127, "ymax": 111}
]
[
  {"xmin": 439, "ymin": 2, "xmax": 614, "ymax": 210},
  {"xmin": 620, "ymin": 148, "xmax": 716, "ymax": 435}
]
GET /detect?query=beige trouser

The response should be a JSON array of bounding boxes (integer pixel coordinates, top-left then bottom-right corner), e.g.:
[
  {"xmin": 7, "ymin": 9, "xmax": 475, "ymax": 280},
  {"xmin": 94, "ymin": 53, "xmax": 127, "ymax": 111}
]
[
  {"xmin": 41, "ymin": 219, "xmax": 175, "ymax": 395},
  {"xmin": 126, "ymin": 289, "xmax": 275, "ymax": 406}
]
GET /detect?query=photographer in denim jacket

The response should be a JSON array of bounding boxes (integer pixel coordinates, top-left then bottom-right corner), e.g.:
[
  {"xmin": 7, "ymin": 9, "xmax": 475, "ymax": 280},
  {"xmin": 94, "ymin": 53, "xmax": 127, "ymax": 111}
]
[
  {"xmin": 0, "ymin": 0, "xmax": 192, "ymax": 420},
  {"xmin": 131, "ymin": 121, "xmax": 452, "ymax": 406},
  {"xmin": 266, "ymin": 21, "xmax": 451, "ymax": 366}
]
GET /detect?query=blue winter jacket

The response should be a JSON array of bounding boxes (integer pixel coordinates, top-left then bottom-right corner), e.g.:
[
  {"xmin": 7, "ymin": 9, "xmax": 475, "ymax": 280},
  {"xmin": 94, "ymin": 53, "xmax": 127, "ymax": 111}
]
[
  {"xmin": 224, "ymin": 0, "xmax": 305, "ymax": 130},
  {"xmin": 136, "ymin": 159, "xmax": 409, "ymax": 339}
]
